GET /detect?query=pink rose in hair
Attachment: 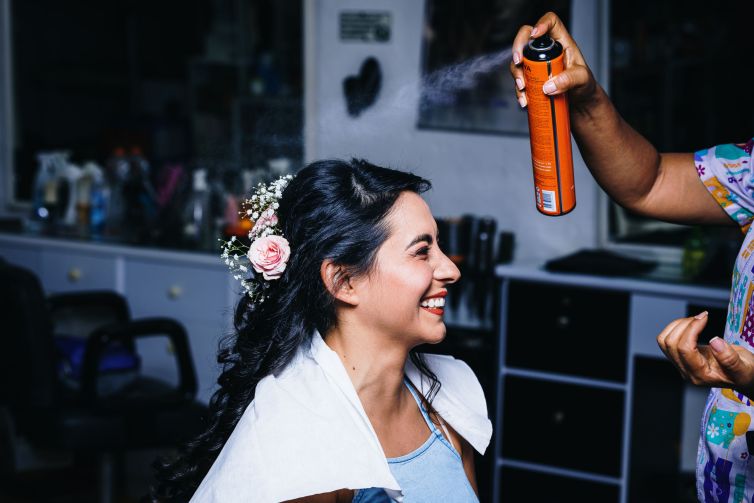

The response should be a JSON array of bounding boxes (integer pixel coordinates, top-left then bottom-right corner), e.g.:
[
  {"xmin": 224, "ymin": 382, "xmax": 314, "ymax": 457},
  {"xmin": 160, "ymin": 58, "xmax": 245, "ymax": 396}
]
[
  {"xmin": 247, "ymin": 235, "xmax": 290, "ymax": 280},
  {"xmin": 250, "ymin": 209, "xmax": 279, "ymax": 237}
]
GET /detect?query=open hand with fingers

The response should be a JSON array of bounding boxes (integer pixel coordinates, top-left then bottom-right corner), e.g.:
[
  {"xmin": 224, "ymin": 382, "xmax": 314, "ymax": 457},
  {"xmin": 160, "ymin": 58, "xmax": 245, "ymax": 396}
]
[
  {"xmin": 509, "ymin": 11, "xmax": 598, "ymax": 109},
  {"xmin": 657, "ymin": 311, "xmax": 754, "ymax": 397}
]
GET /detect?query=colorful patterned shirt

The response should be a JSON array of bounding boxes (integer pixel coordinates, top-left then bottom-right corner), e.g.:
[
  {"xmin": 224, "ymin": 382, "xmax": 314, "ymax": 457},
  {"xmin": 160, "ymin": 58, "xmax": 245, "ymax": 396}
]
[{"xmin": 695, "ymin": 137, "xmax": 754, "ymax": 503}]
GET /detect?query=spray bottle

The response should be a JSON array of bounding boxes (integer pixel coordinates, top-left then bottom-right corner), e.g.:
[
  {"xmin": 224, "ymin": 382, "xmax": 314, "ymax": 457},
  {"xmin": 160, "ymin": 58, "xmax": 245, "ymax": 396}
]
[
  {"xmin": 522, "ymin": 35, "xmax": 576, "ymax": 216},
  {"xmin": 183, "ymin": 169, "xmax": 212, "ymax": 249}
]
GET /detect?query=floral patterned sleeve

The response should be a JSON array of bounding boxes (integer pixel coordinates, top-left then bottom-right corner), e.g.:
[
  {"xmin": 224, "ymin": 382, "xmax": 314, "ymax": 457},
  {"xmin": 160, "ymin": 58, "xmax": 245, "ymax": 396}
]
[{"xmin": 696, "ymin": 138, "xmax": 754, "ymax": 232}]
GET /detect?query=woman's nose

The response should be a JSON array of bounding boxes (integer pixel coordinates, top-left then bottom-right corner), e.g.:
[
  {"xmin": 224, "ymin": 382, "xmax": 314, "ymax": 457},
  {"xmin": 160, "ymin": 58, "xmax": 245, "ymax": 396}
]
[{"xmin": 435, "ymin": 251, "xmax": 461, "ymax": 285}]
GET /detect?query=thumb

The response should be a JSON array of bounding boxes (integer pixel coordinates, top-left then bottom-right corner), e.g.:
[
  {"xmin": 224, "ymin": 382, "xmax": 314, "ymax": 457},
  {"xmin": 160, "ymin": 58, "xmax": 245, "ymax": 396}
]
[{"xmin": 710, "ymin": 337, "xmax": 750, "ymax": 382}]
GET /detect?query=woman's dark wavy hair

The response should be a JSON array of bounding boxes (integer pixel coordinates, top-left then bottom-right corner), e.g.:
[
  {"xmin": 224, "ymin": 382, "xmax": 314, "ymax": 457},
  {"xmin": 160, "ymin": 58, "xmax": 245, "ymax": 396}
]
[{"xmin": 150, "ymin": 159, "xmax": 442, "ymax": 501}]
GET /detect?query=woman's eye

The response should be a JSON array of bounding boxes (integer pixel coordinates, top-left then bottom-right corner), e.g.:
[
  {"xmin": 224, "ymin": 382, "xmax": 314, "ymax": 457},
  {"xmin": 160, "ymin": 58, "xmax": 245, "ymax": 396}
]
[{"xmin": 416, "ymin": 246, "xmax": 430, "ymax": 257}]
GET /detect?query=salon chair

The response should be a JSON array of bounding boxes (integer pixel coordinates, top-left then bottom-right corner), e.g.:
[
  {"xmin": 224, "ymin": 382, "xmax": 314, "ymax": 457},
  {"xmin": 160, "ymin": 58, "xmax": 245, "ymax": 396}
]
[{"xmin": 0, "ymin": 259, "xmax": 208, "ymax": 503}]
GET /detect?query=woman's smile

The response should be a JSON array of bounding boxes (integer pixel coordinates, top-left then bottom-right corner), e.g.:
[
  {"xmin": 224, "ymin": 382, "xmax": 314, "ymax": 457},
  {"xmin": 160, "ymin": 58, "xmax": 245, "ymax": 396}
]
[{"xmin": 420, "ymin": 290, "xmax": 447, "ymax": 316}]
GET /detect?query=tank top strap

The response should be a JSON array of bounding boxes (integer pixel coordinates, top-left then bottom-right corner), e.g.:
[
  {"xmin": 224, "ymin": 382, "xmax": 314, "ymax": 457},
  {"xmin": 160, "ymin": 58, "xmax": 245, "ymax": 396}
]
[
  {"xmin": 403, "ymin": 378, "xmax": 461, "ymax": 456},
  {"xmin": 404, "ymin": 378, "xmax": 440, "ymax": 434}
]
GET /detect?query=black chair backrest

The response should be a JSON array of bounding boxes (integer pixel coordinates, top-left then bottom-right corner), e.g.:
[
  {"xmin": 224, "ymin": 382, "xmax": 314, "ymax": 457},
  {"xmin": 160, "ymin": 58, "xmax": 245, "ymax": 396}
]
[
  {"xmin": 0, "ymin": 263, "xmax": 59, "ymax": 410},
  {"xmin": 48, "ymin": 291, "xmax": 131, "ymax": 340}
]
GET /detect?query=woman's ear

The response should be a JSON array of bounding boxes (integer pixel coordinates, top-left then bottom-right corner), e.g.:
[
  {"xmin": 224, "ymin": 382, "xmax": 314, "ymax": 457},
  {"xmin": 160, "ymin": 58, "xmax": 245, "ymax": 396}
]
[{"xmin": 320, "ymin": 260, "xmax": 359, "ymax": 306}]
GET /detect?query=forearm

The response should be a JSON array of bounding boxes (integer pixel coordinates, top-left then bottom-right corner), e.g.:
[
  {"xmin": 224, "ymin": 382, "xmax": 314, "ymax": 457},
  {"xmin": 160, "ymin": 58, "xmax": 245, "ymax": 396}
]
[
  {"xmin": 511, "ymin": 13, "xmax": 726, "ymax": 224},
  {"xmin": 570, "ymin": 84, "xmax": 661, "ymax": 211}
]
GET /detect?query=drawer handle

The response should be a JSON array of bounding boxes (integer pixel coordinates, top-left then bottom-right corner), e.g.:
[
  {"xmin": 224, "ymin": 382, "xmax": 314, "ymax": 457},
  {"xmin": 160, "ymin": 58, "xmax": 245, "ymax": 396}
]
[
  {"xmin": 67, "ymin": 267, "xmax": 82, "ymax": 282},
  {"xmin": 167, "ymin": 285, "xmax": 183, "ymax": 300},
  {"xmin": 556, "ymin": 315, "xmax": 570, "ymax": 328},
  {"xmin": 553, "ymin": 410, "xmax": 565, "ymax": 424}
]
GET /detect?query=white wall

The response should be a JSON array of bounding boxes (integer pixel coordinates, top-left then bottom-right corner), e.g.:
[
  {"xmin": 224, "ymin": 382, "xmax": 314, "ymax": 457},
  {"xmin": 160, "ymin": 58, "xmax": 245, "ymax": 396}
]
[{"xmin": 305, "ymin": 0, "xmax": 605, "ymax": 263}]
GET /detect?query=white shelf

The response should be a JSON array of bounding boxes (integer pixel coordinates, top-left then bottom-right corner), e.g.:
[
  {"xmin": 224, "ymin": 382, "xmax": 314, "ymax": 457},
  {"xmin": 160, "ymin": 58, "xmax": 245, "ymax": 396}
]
[
  {"xmin": 502, "ymin": 367, "xmax": 627, "ymax": 391},
  {"xmin": 0, "ymin": 232, "xmax": 224, "ymax": 268},
  {"xmin": 495, "ymin": 264, "xmax": 730, "ymax": 302},
  {"xmin": 498, "ymin": 458, "xmax": 623, "ymax": 487}
]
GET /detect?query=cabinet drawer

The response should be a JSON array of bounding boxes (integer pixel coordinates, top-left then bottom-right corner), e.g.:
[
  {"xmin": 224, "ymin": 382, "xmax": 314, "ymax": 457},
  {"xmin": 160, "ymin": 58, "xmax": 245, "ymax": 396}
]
[
  {"xmin": 506, "ymin": 280, "xmax": 629, "ymax": 382},
  {"xmin": 185, "ymin": 318, "xmax": 223, "ymax": 405},
  {"xmin": 125, "ymin": 259, "xmax": 230, "ymax": 324},
  {"xmin": 499, "ymin": 466, "xmax": 620, "ymax": 502},
  {"xmin": 501, "ymin": 375, "xmax": 624, "ymax": 477},
  {"xmin": 0, "ymin": 244, "xmax": 43, "ymax": 273},
  {"xmin": 41, "ymin": 250, "xmax": 117, "ymax": 293}
]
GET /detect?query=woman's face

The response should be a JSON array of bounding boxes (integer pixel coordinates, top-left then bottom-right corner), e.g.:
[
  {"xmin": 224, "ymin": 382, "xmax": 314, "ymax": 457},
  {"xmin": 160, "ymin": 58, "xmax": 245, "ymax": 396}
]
[{"xmin": 353, "ymin": 192, "xmax": 461, "ymax": 347}]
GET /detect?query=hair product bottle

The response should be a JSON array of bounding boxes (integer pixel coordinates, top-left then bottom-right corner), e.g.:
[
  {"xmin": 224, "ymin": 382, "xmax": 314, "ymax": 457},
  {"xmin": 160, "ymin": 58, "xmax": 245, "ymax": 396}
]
[{"xmin": 523, "ymin": 35, "xmax": 576, "ymax": 216}]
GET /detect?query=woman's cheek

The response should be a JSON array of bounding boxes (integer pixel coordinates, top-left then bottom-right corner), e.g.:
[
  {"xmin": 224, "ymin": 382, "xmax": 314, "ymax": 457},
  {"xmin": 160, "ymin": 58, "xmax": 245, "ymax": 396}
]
[
  {"xmin": 407, "ymin": 262, "xmax": 434, "ymax": 298},
  {"xmin": 385, "ymin": 262, "xmax": 431, "ymax": 307}
]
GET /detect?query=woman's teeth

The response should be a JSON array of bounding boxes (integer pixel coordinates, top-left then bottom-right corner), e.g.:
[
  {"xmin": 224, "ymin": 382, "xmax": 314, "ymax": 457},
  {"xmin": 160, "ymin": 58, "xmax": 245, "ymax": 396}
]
[{"xmin": 420, "ymin": 297, "xmax": 446, "ymax": 308}]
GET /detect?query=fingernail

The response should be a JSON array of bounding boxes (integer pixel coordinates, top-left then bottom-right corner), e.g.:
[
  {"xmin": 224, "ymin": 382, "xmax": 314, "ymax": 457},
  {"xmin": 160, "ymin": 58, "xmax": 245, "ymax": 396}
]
[
  {"xmin": 518, "ymin": 95, "xmax": 527, "ymax": 108},
  {"xmin": 513, "ymin": 52, "xmax": 520, "ymax": 65},
  {"xmin": 531, "ymin": 27, "xmax": 539, "ymax": 36},
  {"xmin": 710, "ymin": 337, "xmax": 725, "ymax": 353},
  {"xmin": 694, "ymin": 311, "xmax": 709, "ymax": 320},
  {"xmin": 543, "ymin": 80, "xmax": 557, "ymax": 94},
  {"xmin": 515, "ymin": 78, "xmax": 525, "ymax": 91}
]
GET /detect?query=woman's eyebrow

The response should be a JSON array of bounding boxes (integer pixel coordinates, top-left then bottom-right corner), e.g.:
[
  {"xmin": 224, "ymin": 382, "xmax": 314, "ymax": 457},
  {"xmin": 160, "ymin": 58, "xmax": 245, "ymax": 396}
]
[{"xmin": 405, "ymin": 233, "xmax": 434, "ymax": 250}]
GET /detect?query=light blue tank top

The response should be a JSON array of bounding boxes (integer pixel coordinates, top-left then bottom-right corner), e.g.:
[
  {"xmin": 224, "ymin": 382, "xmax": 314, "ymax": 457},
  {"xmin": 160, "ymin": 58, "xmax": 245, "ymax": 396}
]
[{"xmin": 352, "ymin": 380, "xmax": 478, "ymax": 503}]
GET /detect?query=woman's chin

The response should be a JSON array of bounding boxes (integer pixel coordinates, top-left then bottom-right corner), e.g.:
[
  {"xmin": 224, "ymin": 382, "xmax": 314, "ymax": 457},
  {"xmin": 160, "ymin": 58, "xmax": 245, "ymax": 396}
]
[{"xmin": 420, "ymin": 326, "xmax": 447, "ymax": 345}]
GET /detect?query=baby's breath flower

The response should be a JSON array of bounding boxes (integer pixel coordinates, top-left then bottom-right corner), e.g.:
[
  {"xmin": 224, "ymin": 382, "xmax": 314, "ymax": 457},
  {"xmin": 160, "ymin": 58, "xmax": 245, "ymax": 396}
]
[{"xmin": 220, "ymin": 174, "xmax": 293, "ymax": 304}]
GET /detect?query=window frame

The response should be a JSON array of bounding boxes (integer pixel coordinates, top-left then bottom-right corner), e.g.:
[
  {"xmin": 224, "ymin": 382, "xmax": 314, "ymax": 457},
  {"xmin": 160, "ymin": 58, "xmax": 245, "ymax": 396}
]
[
  {"xmin": 0, "ymin": 0, "xmax": 19, "ymax": 213},
  {"xmin": 596, "ymin": 0, "xmax": 684, "ymax": 266}
]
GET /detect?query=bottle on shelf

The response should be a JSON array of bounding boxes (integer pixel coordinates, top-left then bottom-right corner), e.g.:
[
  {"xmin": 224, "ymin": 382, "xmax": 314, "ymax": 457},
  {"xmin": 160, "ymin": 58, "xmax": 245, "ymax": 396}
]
[
  {"xmin": 182, "ymin": 168, "xmax": 212, "ymax": 249},
  {"xmin": 76, "ymin": 162, "xmax": 96, "ymax": 233},
  {"xmin": 122, "ymin": 146, "xmax": 158, "ymax": 242},
  {"xmin": 59, "ymin": 159, "xmax": 83, "ymax": 228},
  {"xmin": 30, "ymin": 152, "xmax": 69, "ymax": 229},
  {"xmin": 104, "ymin": 147, "xmax": 129, "ymax": 236},
  {"xmin": 87, "ymin": 163, "xmax": 109, "ymax": 240}
]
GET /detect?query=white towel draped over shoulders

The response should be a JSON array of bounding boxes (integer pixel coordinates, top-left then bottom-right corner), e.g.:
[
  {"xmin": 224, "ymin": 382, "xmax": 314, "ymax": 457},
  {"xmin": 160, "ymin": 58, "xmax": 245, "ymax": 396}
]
[{"xmin": 190, "ymin": 332, "xmax": 492, "ymax": 503}]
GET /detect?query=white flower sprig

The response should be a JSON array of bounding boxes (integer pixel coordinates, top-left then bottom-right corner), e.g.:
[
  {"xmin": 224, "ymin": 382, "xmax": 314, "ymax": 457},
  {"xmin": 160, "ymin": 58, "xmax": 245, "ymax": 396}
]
[{"xmin": 219, "ymin": 174, "xmax": 294, "ymax": 303}]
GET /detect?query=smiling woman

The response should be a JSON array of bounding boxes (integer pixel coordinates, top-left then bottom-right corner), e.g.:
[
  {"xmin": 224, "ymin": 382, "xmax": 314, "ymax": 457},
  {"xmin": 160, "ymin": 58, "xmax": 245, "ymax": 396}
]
[{"xmin": 150, "ymin": 159, "xmax": 492, "ymax": 503}]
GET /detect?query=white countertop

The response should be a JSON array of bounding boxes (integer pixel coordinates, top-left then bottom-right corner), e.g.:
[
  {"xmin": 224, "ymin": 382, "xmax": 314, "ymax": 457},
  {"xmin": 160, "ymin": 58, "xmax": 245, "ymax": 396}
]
[
  {"xmin": 0, "ymin": 231, "xmax": 224, "ymax": 268},
  {"xmin": 495, "ymin": 263, "xmax": 731, "ymax": 301}
]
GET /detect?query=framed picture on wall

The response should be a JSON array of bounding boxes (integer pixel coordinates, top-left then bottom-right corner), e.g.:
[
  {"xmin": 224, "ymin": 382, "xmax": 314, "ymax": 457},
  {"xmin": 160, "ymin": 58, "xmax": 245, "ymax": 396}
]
[{"xmin": 417, "ymin": 0, "xmax": 571, "ymax": 135}]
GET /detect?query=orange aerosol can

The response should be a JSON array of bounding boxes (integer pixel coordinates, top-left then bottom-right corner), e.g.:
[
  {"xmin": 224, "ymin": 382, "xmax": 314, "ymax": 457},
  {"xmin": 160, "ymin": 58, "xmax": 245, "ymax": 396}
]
[{"xmin": 523, "ymin": 35, "xmax": 575, "ymax": 216}]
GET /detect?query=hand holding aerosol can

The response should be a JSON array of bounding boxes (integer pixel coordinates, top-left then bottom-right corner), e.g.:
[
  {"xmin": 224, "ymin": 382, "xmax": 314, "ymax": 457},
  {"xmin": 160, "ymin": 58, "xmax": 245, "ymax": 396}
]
[{"xmin": 510, "ymin": 13, "xmax": 598, "ymax": 216}]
